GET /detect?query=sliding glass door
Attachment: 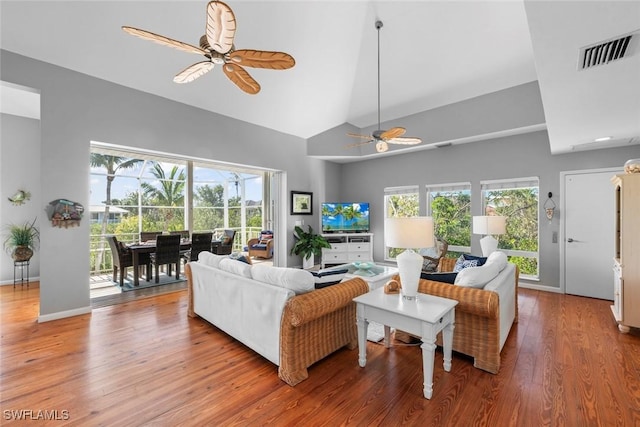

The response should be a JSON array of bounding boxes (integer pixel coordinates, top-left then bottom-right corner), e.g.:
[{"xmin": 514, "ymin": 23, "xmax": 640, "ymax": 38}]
[{"xmin": 90, "ymin": 145, "xmax": 274, "ymax": 276}]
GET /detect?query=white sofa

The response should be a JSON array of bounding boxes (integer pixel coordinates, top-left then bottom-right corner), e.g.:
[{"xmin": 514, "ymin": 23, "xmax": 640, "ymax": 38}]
[
  {"xmin": 185, "ymin": 252, "xmax": 369, "ymax": 386},
  {"xmin": 396, "ymin": 251, "xmax": 519, "ymax": 373}
]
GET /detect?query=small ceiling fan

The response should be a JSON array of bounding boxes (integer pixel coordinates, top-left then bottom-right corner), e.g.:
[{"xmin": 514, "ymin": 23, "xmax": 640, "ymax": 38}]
[
  {"xmin": 347, "ymin": 20, "xmax": 422, "ymax": 153},
  {"xmin": 122, "ymin": 0, "xmax": 295, "ymax": 94}
]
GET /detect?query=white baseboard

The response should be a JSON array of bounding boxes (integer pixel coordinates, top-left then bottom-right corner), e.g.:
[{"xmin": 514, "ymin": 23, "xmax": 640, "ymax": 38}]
[
  {"xmin": 0, "ymin": 276, "xmax": 41, "ymax": 286},
  {"xmin": 519, "ymin": 282, "xmax": 563, "ymax": 293},
  {"xmin": 38, "ymin": 306, "xmax": 92, "ymax": 323}
]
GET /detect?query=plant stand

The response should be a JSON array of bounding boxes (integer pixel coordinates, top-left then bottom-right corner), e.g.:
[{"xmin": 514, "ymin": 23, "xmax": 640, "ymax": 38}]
[{"xmin": 14, "ymin": 260, "xmax": 30, "ymax": 288}]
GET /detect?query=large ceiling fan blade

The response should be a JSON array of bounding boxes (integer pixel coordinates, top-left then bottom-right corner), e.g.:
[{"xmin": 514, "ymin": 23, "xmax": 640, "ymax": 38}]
[
  {"xmin": 174, "ymin": 61, "xmax": 215, "ymax": 84},
  {"xmin": 223, "ymin": 63, "xmax": 260, "ymax": 94},
  {"xmin": 388, "ymin": 137, "xmax": 423, "ymax": 145},
  {"xmin": 122, "ymin": 26, "xmax": 206, "ymax": 55},
  {"xmin": 345, "ymin": 140, "xmax": 374, "ymax": 149},
  {"xmin": 380, "ymin": 127, "xmax": 406, "ymax": 140},
  {"xmin": 206, "ymin": 0, "xmax": 236, "ymax": 54},
  {"xmin": 347, "ymin": 132, "xmax": 373, "ymax": 140},
  {"xmin": 230, "ymin": 50, "xmax": 295, "ymax": 70}
]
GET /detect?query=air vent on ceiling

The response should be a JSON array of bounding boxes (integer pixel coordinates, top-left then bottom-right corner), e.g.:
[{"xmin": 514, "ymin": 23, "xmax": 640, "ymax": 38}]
[{"xmin": 578, "ymin": 29, "xmax": 640, "ymax": 70}]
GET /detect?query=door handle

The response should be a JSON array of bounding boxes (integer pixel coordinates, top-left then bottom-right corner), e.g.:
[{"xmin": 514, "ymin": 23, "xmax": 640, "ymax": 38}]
[{"xmin": 567, "ymin": 238, "xmax": 582, "ymax": 243}]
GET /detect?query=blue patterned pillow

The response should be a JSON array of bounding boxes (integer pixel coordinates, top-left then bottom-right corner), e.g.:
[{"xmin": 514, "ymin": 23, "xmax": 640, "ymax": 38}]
[
  {"xmin": 453, "ymin": 255, "xmax": 479, "ymax": 272},
  {"xmin": 463, "ymin": 253, "xmax": 487, "ymax": 266}
]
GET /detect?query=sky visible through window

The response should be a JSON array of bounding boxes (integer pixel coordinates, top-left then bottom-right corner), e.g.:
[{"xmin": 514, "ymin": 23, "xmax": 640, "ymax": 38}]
[{"xmin": 90, "ymin": 161, "xmax": 263, "ymax": 205}]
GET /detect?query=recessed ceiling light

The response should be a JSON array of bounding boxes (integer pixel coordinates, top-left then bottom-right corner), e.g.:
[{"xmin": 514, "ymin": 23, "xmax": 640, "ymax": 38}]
[{"xmin": 594, "ymin": 136, "xmax": 612, "ymax": 142}]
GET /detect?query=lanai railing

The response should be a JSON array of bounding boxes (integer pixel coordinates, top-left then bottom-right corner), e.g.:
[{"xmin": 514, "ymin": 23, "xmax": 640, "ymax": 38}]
[{"xmin": 89, "ymin": 227, "xmax": 263, "ymax": 275}]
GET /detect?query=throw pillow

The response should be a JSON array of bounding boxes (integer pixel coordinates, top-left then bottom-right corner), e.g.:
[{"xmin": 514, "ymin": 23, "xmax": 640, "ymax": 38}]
[
  {"xmin": 485, "ymin": 251, "xmax": 508, "ymax": 271},
  {"xmin": 462, "ymin": 253, "xmax": 488, "ymax": 266},
  {"xmin": 454, "ymin": 262, "xmax": 500, "ymax": 288},
  {"xmin": 420, "ymin": 272, "xmax": 458, "ymax": 284},
  {"xmin": 198, "ymin": 251, "xmax": 226, "ymax": 268},
  {"xmin": 251, "ymin": 265, "xmax": 315, "ymax": 294},
  {"xmin": 218, "ymin": 257, "xmax": 253, "ymax": 278},
  {"xmin": 311, "ymin": 268, "xmax": 349, "ymax": 289},
  {"xmin": 453, "ymin": 255, "xmax": 479, "ymax": 272}
]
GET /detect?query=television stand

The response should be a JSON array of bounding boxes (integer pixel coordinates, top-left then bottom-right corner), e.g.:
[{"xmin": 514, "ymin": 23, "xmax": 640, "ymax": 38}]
[{"xmin": 321, "ymin": 233, "xmax": 373, "ymax": 268}]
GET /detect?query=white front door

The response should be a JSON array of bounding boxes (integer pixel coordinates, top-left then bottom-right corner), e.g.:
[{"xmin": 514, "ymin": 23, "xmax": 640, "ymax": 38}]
[{"xmin": 562, "ymin": 168, "xmax": 620, "ymax": 299}]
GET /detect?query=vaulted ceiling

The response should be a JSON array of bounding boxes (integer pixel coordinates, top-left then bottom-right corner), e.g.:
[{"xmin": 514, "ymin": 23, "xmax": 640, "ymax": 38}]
[{"xmin": 1, "ymin": 1, "xmax": 639, "ymax": 155}]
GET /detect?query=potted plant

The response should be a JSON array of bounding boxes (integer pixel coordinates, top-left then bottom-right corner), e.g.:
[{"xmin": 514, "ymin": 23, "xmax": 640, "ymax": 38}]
[
  {"xmin": 290, "ymin": 225, "xmax": 330, "ymax": 269},
  {"xmin": 3, "ymin": 218, "xmax": 40, "ymax": 262}
]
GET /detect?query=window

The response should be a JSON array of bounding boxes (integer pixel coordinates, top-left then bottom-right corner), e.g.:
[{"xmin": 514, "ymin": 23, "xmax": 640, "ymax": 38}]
[
  {"xmin": 426, "ymin": 182, "xmax": 471, "ymax": 256},
  {"xmin": 384, "ymin": 186, "xmax": 419, "ymax": 260},
  {"xmin": 140, "ymin": 160, "xmax": 187, "ymax": 234},
  {"xmin": 481, "ymin": 177, "xmax": 539, "ymax": 279},
  {"xmin": 90, "ymin": 145, "xmax": 267, "ymax": 275},
  {"xmin": 192, "ymin": 165, "xmax": 264, "ymax": 245}
]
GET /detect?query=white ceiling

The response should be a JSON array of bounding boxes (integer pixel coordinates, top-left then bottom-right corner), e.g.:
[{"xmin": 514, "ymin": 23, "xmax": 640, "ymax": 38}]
[{"xmin": 1, "ymin": 1, "xmax": 639, "ymax": 154}]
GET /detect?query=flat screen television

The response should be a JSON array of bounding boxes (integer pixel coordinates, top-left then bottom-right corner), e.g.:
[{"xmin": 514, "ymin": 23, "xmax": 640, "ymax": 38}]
[{"xmin": 321, "ymin": 202, "xmax": 370, "ymax": 233}]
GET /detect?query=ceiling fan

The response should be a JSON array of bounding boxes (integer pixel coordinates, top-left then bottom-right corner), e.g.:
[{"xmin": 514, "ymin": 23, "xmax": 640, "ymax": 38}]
[
  {"xmin": 122, "ymin": 0, "xmax": 295, "ymax": 94},
  {"xmin": 347, "ymin": 20, "xmax": 422, "ymax": 153}
]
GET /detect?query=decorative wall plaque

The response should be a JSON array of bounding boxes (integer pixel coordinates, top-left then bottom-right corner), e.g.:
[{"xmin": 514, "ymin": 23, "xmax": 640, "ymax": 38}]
[{"xmin": 46, "ymin": 199, "xmax": 84, "ymax": 228}]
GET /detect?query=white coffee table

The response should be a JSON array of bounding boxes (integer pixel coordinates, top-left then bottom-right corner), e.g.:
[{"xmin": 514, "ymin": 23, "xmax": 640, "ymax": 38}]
[
  {"xmin": 331, "ymin": 263, "xmax": 398, "ymax": 289},
  {"xmin": 353, "ymin": 287, "xmax": 458, "ymax": 399}
]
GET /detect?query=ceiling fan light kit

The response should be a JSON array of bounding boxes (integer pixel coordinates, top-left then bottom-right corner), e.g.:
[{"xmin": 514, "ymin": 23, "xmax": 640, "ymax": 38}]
[
  {"xmin": 346, "ymin": 20, "xmax": 422, "ymax": 153},
  {"xmin": 122, "ymin": 1, "xmax": 295, "ymax": 94}
]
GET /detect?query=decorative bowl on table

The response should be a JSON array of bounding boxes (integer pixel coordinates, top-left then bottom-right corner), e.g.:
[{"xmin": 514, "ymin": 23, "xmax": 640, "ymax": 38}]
[
  {"xmin": 352, "ymin": 261, "xmax": 373, "ymax": 270},
  {"xmin": 352, "ymin": 261, "xmax": 375, "ymax": 276}
]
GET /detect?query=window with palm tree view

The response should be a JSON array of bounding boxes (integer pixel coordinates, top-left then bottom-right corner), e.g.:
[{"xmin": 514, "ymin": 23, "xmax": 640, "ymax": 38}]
[{"xmin": 90, "ymin": 147, "xmax": 267, "ymax": 277}]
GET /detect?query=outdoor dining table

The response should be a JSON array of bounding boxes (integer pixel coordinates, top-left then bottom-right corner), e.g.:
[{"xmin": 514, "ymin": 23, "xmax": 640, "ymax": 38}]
[{"xmin": 127, "ymin": 239, "xmax": 191, "ymax": 286}]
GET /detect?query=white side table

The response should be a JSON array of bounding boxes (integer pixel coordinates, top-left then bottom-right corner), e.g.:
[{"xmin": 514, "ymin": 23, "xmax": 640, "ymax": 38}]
[{"xmin": 353, "ymin": 288, "xmax": 458, "ymax": 399}]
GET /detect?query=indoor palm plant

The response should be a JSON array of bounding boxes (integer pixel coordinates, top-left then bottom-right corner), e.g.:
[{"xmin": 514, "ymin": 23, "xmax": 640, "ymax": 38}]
[
  {"xmin": 3, "ymin": 218, "xmax": 40, "ymax": 262},
  {"xmin": 290, "ymin": 225, "xmax": 330, "ymax": 269}
]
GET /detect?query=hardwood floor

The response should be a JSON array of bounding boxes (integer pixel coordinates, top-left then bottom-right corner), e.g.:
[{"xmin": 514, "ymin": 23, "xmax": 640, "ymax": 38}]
[{"xmin": 1, "ymin": 283, "xmax": 639, "ymax": 426}]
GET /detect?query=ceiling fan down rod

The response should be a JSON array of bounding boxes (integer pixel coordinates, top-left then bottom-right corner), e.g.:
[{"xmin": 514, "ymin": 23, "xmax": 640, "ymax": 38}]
[{"xmin": 376, "ymin": 20, "xmax": 383, "ymax": 132}]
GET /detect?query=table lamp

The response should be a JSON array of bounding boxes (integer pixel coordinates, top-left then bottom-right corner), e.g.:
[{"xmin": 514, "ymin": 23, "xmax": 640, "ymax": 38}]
[
  {"xmin": 385, "ymin": 217, "xmax": 434, "ymax": 300},
  {"xmin": 473, "ymin": 215, "xmax": 506, "ymax": 256}
]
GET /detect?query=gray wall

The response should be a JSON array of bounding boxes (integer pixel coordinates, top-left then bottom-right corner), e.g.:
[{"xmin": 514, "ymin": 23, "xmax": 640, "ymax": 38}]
[
  {"xmin": 337, "ymin": 130, "xmax": 640, "ymax": 289},
  {"xmin": 2, "ymin": 48, "xmax": 639, "ymax": 319},
  {"xmin": 1, "ymin": 50, "xmax": 327, "ymax": 319},
  {"xmin": 0, "ymin": 113, "xmax": 41, "ymax": 283}
]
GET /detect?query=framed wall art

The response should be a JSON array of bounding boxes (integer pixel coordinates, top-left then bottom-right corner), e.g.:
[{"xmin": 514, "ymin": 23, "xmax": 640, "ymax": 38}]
[{"xmin": 291, "ymin": 191, "xmax": 312, "ymax": 215}]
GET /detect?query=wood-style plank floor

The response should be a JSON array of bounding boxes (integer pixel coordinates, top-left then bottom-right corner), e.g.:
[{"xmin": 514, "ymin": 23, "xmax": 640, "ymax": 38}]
[{"xmin": 1, "ymin": 283, "xmax": 639, "ymax": 426}]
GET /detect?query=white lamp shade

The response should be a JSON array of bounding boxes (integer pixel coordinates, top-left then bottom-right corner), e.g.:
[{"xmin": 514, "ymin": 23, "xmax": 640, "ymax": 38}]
[
  {"xmin": 385, "ymin": 217, "xmax": 434, "ymax": 249},
  {"xmin": 473, "ymin": 216, "xmax": 506, "ymax": 235}
]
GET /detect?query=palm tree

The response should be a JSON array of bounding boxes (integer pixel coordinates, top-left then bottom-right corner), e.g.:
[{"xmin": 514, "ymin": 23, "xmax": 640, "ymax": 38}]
[
  {"xmin": 342, "ymin": 204, "xmax": 363, "ymax": 229},
  {"xmin": 90, "ymin": 154, "xmax": 143, "ymax": 272},
  {"xmin": 231, "ymin": 172, "xmax": 241, "ymax": 198},
  {"xmin": 141, "ymin": 163, "xmax": 186, "ymax": 230},
  {"xmin": 332, "ymin": 204, "xmax": 345, "ymax": 230}
]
